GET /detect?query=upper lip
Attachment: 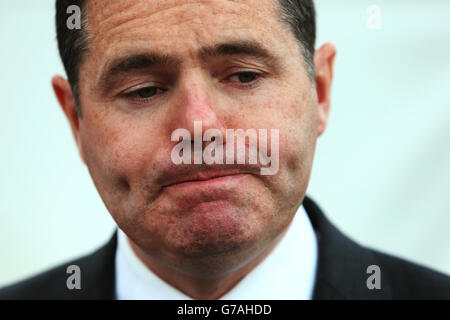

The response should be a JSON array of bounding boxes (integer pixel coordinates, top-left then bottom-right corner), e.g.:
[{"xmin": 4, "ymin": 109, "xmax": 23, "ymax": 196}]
[{"xmin": 159, "ymin": 164, "xmax": 261, "ymax": 189}]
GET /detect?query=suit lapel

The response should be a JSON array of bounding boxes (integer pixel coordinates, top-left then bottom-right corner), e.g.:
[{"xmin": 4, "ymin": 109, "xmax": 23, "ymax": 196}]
[
  {"xmin": 75, "ymin": 231, "xmax": 117, "ymax": 299},
  {"xmin": 302, "ymin": 195, "xmax": 393, "ymax": 299}
]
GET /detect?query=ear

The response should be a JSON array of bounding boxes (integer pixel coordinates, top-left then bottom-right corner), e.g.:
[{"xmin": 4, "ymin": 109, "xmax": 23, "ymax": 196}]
[
  {"xmin": 51, "ymin": 75, "xmax": 85, "ymax": 163},
  {"xmin": 314, "ymin": 42, "xmax": 336, "ymax": 137}
]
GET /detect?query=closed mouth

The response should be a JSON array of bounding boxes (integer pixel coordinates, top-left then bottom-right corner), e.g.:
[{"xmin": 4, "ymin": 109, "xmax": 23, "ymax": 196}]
[{"xmin": 162, "ymin": 173, "xmax": 250, "ymax": 189}]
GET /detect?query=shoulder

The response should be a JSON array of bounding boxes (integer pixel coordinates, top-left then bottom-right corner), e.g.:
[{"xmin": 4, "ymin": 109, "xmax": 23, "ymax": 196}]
[
  {"xmin": 0, "ymin": 256, "xmax": 88, "ymax": 299},
  {"xmin": 0, "ymin": 232, "xmax": 117, "ymax": 300},
  {"xmin": 368, "ymin": 248, "xmax": 450, "ymax": 299},
  {"xmin": 303, "ymin": 195, "xmax": 450, "ymax": 299}
]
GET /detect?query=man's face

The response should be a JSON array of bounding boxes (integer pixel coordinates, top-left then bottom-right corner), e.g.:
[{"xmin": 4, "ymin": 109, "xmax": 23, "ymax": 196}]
[{"xmin": 72, "ymin": 0, "xmax": 323, "ymax": 276}]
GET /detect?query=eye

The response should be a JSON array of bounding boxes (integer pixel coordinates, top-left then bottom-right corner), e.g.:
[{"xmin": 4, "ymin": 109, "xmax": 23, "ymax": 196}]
[
  {"xmin": 226, "ymin": 71, "xmax": 263, "ymax": 88},
  {"xmin": 125, "ymin": 86, "xmax": 160, "ymax": 99},
  {"xmin": 134, "ymin": 87, "xmax": 158, "ymax": 98},
  {"xmin": 234, "ymin": 72, "xmax": 258, "ymax": 83},
  {"xmin": 122, "ymin": 85, "xmax": 167, "ymax": 103}
]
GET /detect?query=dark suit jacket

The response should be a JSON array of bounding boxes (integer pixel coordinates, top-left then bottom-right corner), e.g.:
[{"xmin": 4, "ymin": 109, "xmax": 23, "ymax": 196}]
[{"xmin": 1, "ymin": 196, "xmax": 449, "ymax": 299}]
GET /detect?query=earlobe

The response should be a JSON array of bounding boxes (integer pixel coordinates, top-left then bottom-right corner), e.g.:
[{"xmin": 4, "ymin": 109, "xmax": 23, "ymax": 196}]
[
  {"xmin": 51, "ymin": 75, "xmax": 85, "ymax": 163},
  {"xmin": 313, "ymin": 42, "xmax": 337, "ymax": 137}
]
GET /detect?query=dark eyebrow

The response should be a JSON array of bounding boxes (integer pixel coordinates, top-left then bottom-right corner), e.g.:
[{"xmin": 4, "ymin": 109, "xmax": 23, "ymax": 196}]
[
  {"xmin": 199, "ymin": 40, "xmax": 282, "ymax": 67},
  {"xmin": 98, "ymin": 40, "xmax": 281, "ymax": 92},
  {"xmin": 99, "ymin": 53, "xmax": 181, "ymax": 91}
]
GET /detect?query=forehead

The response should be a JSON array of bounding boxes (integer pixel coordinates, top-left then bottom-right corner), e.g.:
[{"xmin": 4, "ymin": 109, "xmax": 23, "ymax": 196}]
[{"xmin": 85, "ymin": 0, "xmax": 296, "ymax": 63}]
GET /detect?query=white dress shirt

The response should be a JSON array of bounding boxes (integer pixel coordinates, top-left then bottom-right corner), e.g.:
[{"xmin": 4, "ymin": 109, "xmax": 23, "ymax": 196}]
[{"xmin": 115, "ymin": 204, "xmax": 318, "ymax": 300}]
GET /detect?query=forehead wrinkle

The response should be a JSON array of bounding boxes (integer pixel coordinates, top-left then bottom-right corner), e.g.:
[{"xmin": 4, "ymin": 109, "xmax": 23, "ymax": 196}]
[
  {"xmin": 87, "ymin": 0, "xmax": 281, "ymax": 53},
  {"xmin": 90, "ymin": 1, "xmax": 215, "ymax": 40},
  {"xmin": 88, "ymin": 0, "xmax": 264, "ymax": 44}
]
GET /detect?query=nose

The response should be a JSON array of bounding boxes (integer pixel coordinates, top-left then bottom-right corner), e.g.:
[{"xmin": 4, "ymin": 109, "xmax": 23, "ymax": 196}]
[{"xmin": 169, "ymin": 71, "xmax": 226, "ymax": 142}]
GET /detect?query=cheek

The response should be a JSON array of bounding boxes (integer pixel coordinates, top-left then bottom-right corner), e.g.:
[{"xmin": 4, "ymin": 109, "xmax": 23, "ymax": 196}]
[
  {"xmin": 255, "ymin": 97, "xmax": 312, "ymax": 158},
  {"xmin": 78, "ymin": 114, "xmax": 165, "ymax": 217},
  {"xmin": 258, "ymin": 95, "xmax": 316, "ymax": 198},
  {"xmin": 81, "ymin": 114, "xmax": 157, "ymax": 176}
]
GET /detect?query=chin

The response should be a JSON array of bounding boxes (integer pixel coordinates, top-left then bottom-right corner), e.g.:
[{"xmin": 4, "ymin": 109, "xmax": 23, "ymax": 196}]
[
  {"xmin": 165, "ymin": 236, "xmax": 264, "ymax": 279},
  {"xmin": 166, "ymin": 218, "xmax": 257, "ymax": 258}
]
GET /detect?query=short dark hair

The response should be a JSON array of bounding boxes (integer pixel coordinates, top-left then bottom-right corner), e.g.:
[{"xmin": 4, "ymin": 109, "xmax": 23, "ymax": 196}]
[
  {"xmin": 277, "ymin": 0, "xmax": 316, "ymax": 79},
  {"xmin": 56, "ymin": 0, "xmax": 88, "ymax": 117},
  {"xmin": 55, "ymin": 0, "xmax": 316, "ymax": 117}
]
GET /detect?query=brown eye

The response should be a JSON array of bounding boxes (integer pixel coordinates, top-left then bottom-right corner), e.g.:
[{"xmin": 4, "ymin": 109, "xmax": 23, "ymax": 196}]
[
  {"xmin": 226, "ymin": 71, "xmax": 262, "ymax": 88},
  {"xmin": 237, "ymin": 72, "xmax": 258, "ymax": 83},
  {"xmin": 133, "ymin": 87, "xmax": 158, "ymax": 98}
]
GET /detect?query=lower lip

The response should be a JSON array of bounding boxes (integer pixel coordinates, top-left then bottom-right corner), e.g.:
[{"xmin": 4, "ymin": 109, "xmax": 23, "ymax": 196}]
[{"xmin": 164, "ymin": 174, "xmax": 250, "ymax": 190}]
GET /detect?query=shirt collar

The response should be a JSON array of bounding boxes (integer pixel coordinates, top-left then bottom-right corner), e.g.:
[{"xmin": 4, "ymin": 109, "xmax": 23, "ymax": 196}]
[{"xmin": 115, "ymin": 204, "xmax": 318, "ymax": 300}]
